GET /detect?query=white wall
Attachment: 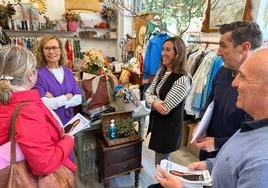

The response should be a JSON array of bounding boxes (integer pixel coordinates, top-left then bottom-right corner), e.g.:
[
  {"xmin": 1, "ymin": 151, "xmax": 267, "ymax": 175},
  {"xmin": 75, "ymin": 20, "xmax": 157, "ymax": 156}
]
[
  {"xmin": 256, "ymin": 0, "xmax": 268, "ymax": 40},
  {"xmin": 122, "ymin": 0, "xmax": 133, "ymax": 37},
  {"xmin": 46, "ymin": 0, "xmax": 65, "ymax": 19},
  {"xmin": 115, "ymin": 0, "xmax": 134, "ymax": 62},
  {"xmin": 46, "ymin": 0, "xmax": 119, "ymax": 58},
  {"xmin": 2, "ymin": 0, "xmax": 122, "ymax": 59}
]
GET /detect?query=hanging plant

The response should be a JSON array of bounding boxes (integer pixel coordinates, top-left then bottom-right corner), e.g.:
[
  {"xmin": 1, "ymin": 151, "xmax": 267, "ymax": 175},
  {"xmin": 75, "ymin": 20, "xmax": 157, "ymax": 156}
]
[
  {"xmin": 100, "ymin": 4, "xmax": 116, "ymax": 22},
  {"xmin": 0, "ymin": 2, "xmax": 16, "ymax": 29}
]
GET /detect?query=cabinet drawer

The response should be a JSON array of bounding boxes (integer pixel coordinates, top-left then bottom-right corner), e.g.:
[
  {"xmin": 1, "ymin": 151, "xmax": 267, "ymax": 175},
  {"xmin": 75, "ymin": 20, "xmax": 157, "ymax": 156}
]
[
  {"xmin": 106, "ymin": 143, "xmax": 141, "ymax": 165},
  {"xmin": 106, "ymin": 157, "xmax": 141, "ymax": 177}
]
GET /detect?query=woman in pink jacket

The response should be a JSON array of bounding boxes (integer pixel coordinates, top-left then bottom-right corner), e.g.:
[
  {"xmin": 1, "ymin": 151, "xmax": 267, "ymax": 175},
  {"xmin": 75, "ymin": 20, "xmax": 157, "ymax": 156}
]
[{"xmin": 0, "ymin": 45, "xmax": 76, "ymax": 177}]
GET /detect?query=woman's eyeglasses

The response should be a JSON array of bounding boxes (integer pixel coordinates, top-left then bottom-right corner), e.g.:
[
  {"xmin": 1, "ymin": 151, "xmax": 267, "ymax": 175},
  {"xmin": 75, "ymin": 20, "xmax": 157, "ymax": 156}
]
[{"xmin": 43, "ymin": 46, "xmax": 60, "ymax": 52}]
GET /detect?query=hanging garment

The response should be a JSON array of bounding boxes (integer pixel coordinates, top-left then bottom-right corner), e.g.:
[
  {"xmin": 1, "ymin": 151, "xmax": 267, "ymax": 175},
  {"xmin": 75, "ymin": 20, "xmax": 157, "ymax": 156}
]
[
  {"xmin": 66, "ymin": 39, "xmax": 73, "ymax": 69},
  {"xmin": 143, "ymin": 33, "xmax": 170, "ymax": 79}
]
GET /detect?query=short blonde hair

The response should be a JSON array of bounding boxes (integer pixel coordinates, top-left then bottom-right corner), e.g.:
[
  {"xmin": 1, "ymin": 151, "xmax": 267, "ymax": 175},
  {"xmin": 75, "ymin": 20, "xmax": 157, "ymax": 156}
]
[
  {"xmin": 0, "ymin": 45, "xmax": 37, "ymax": 104},
  {"xmin": 35, "ymin": 35, "xmax": 67, "ymax": 67}
]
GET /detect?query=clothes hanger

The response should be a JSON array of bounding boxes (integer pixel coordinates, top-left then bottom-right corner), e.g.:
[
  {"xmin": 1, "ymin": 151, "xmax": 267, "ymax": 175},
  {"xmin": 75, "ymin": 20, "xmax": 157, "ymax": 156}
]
[
  {"xmin": 152, "ymin": 27, "xmax": 160, "ymax": 36},
  {"xmin": 152, "ymin": 15, "xmax": 161, "ymax": 26}
]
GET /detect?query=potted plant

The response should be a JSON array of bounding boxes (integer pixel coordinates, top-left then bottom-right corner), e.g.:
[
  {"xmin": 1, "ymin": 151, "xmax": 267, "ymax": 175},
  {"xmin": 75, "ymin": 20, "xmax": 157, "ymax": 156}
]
[
  {"xmin": 0, "ymin": 2, "xmax": 16, "ymax": 29},
  {"xmin": 62, "ymin": 10, "xmax": 81, "ymax": 32},
  {"xmin": 115, "ymin": 118, "xmax": 135, "ymax": 138},
  {"xmin": 100, "ymin": 4, "xmax": 116, "ymax": 29}
]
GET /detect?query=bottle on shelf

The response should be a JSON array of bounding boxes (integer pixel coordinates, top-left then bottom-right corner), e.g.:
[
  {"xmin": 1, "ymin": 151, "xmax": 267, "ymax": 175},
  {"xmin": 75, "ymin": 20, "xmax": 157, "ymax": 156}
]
[{"xmin": 109, "ymin": 119, "xmax": 117, "ymax": 140}]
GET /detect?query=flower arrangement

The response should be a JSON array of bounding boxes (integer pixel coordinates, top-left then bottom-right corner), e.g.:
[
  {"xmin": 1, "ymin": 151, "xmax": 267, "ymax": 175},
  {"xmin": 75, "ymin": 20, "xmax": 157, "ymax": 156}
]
[
  {"xmin": 62, "ymin": 10, "xmax": 81, "ymax": 22},
  {"xmin": 100, "ymin": 4, "xmax": 116, "ymax": 21},
  {"xmin": 82, "ymin": 49, "xmax": 105, "ymax": 74}
]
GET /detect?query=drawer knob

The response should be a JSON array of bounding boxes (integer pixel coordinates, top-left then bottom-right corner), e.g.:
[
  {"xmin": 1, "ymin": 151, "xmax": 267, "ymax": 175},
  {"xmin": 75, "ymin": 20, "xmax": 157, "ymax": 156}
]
[{"xmin": 123, "ymin": 164, "xmax": 128, "ymax": 169}]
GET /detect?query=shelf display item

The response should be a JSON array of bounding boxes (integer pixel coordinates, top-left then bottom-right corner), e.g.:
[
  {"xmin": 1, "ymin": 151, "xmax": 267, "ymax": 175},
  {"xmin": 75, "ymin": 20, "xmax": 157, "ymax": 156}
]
[
  {"xmin": 101, "ymin": 111, "xmax": 141, "ymax": 146},
  {"xmin": 108, "ymin": 119, "xmax": 117, "ymax": 140},
  {"xmin": 67, "ymin": 20, "xmax": 77, "ymax": 32},
  {"xmin": 30, "ymin": 0, "xmax": 47, "ymax": 15}
]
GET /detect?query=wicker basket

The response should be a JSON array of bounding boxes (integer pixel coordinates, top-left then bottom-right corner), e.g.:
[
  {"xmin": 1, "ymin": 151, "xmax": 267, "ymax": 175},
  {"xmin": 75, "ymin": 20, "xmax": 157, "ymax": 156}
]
[{"xmin": 101, "ymin": 111, "xmax": 141, "ymax": 146}]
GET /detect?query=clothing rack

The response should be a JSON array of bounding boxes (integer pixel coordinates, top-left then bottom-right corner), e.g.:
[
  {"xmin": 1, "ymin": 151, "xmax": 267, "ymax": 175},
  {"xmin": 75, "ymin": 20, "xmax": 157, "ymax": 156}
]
[
  {"xmin": 262, "ymin": 40, "xmax": 268, "ymax": 48},
  {"xmin": 187, "ymin": 40, "xmax": 219, "ymax": 50},
  {"xmin": 0, "ymin": 27, "xmax": 10, "ymax": 46}
]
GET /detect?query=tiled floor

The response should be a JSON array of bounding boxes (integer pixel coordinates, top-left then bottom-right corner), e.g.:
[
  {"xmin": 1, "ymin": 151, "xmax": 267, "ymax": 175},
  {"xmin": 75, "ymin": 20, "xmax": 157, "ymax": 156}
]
[{"xmin": 76, "ymin": 116, "xmax": 199, "ymax": 188}]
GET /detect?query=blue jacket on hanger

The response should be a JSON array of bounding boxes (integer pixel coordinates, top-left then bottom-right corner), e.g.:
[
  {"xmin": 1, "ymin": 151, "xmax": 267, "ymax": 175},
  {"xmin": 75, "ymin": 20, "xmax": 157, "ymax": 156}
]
[{"xmin": 143, "ymin": 33, "xmax": 170, "ymax": 79}]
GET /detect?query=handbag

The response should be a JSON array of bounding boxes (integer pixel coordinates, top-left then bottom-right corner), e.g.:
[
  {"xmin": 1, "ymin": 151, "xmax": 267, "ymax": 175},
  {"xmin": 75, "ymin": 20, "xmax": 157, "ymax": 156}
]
[
  {"xmin": 0, "ymin": 102, "xmax": 76, "ymax": 188},
  {"xmin": 81, "ymin": 75, "xmax": 113, "ymax": 111},
  {"xmin": 0, "ymin": 142, "xmax": 25, "ymax": 171}
]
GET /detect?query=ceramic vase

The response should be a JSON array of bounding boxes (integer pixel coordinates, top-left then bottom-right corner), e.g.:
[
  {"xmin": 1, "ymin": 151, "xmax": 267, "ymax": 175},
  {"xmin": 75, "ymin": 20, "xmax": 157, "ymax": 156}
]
[{"xmin": 67, "ymin": 21, "xmax": 77, "ymax": 32}]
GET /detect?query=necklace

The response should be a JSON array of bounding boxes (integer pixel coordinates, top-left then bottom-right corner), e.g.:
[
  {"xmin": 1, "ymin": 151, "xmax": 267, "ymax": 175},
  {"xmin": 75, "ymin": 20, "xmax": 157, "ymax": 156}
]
[{"xmin": 47, "ymin": 64, "xmax": 60, "ymax": 69}]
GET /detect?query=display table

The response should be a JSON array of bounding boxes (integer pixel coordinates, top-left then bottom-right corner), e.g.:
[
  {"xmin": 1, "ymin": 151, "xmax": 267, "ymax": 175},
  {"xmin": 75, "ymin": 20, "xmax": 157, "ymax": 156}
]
[
  {"xmin": 79, "ymin": 101, "xmax": 150, "ymax": 137},
  {"xmin": 95, "ymin": 134, "xmax": 143, "ymax": 188},
  {"xmin": 74, "ymin": 103, "xmax": 150, "ymax": 182}
]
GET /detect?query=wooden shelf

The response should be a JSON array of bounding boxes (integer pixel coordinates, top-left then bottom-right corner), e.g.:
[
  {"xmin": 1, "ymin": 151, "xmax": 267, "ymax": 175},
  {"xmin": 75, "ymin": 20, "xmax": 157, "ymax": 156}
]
[
  {"xmin": 4, "ymin": 28, "xmax": 117, "ymax": 40},
  {"xmin": 4, "ymin": 29, "xmax": 76, "ymax": 38},
  {"xmin": 79, "ymin": 37, "xmax": 117, "ymax": 40},
  {"xmin": 79, "ymin": 27, "xmax": 117, "ymax": 32}
]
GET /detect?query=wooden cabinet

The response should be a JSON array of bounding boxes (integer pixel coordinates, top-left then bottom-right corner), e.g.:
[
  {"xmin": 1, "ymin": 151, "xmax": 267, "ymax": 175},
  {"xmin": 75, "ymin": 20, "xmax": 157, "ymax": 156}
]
[{"xmin": 95, "ymin": 135, "xmax": 143, "ymax": 188}]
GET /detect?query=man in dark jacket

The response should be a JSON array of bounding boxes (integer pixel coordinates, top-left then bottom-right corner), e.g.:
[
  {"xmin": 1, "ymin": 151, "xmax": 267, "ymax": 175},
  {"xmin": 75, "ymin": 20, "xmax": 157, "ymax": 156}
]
[{"xmin": 194, "ymin": 21, "xmax": 263, "ymax": 160}]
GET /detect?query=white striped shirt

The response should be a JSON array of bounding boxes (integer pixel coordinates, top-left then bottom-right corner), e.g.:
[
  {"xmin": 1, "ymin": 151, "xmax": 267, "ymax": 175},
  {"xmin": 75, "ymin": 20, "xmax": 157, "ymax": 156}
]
[{"xmin": 145, "ymin": 70, "xmax": 191, "ymax": 111}]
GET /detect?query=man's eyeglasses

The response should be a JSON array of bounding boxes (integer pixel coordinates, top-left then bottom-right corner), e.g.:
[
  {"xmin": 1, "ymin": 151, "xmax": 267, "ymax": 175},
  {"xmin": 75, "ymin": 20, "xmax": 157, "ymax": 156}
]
[
  {"xmin": 233, "ymin": 70, "xmax": 259, "ymax": 85},
  {"xmin": 43, "ymin": 46, "xmax": 60, "ymax": 52}
]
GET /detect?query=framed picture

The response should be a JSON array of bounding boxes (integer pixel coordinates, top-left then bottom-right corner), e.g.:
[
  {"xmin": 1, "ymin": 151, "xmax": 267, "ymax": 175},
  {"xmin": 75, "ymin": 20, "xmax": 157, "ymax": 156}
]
[{"xmin": 201, "ymin": 0, "xmax": 252, "ymax": 33}]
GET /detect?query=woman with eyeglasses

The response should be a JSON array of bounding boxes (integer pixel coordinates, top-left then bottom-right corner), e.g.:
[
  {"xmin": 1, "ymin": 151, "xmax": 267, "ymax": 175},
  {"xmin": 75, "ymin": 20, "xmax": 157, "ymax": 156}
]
[
  {"xmin": 34, "ymin": 35, "xmax": 82, "ymax": 125},
  {"xmin": 0, "ymin": 45, "xmax": 76, "ymax": 184}
]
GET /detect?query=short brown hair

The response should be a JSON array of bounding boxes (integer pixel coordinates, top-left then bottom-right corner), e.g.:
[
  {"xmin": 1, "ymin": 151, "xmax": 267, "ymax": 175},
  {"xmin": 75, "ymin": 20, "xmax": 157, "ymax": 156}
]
[{"xmin": 219, "ymin": 21, "xmax": 263, "ymax": 50}]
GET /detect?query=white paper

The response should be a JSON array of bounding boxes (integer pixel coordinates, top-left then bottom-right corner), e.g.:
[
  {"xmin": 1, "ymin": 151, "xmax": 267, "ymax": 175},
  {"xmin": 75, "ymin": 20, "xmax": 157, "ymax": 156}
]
[
  {"xmin": 114, "ymin": 63, "xmax": 122, "ymax": 73},
  {"xmin": 160, "ymin": 159, "xmax": 212, "ymax": 187},
  {"xmin": 160, "ymin": 159, "xmax": 202, "ymax": 175},
  {"xmin": 190, "ymin": 100, "xmax": 214, "ymax": 144},
  {"xmin": 64, "ymin": 113, "xmax": 90, "ymax": 135}
]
